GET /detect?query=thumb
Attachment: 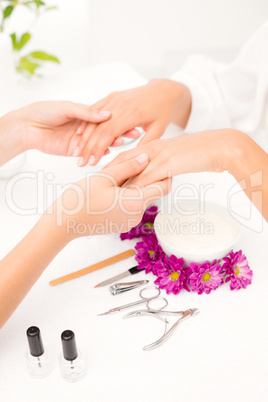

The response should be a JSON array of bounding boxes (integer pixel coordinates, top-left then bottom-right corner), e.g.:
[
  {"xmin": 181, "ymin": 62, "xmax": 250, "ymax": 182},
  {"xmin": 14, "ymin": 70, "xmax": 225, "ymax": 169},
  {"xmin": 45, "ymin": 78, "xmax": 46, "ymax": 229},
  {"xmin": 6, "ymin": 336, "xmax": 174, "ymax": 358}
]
[
  {"xmin": 64, "ymin": 101, "xmax": 112, "ymax": 123},
  {"xmin": 104, "ymin": 153, "xmax": 149, "ymax": 187}
]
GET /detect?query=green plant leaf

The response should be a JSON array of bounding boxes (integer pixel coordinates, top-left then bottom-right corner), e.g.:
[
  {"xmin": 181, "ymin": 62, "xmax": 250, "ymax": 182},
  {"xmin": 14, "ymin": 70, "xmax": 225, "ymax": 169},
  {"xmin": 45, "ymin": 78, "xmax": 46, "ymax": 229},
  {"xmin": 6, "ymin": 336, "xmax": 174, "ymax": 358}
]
[
  {"xmin": 29, "ymin": 51, "xmax": 60, "ymax": 63},
  {"xmin": 17, "ymin": 56, "xmax": 40, "ymax": 75},
  {"xmin": 21, "ymin": 2, "xmax": 34, "ymax": 10},
  {"xmin": 3, "ymin": 5, "xmax": 14, "ymax": 20},
  {"xmin": 45, "ymin": 6, "xmax": 58, "ymax": 11},
  {"xmin": 17, "ymin": 32, "xmax": 31, "ymax": 50},
  {"xmin": 10, "ymin": 33, "xmax": 17, "ymax": 50},
  {"xmin": 33, "ymin": 0, "xmax": 45, "ymax": 8}
]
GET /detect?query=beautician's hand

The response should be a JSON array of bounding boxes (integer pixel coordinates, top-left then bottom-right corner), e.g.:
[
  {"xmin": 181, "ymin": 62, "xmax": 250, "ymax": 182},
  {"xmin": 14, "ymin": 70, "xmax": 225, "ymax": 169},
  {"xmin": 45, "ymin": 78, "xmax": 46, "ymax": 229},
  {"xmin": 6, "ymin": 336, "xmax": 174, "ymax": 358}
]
[
  {"xmin": 0, "ymin": 152, "xmax": 170, "ymax": 328},
  {"xmin": 0, "ymin": 101, "xmax": 111, "ymax": 166},
  {"xmin": 50, "ymin": 152, "xmax": 170, "ymax": 239},
  {"xmin": 74, "ymin": 79, "xmax": 191, "ymax": 167}
]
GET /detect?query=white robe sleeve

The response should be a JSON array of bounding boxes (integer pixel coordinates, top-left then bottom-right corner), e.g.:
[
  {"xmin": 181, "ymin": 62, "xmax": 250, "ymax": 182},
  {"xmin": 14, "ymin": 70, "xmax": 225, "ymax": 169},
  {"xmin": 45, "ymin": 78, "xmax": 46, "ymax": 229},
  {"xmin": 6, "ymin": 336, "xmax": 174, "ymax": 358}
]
[{"xmin": 171, "ymin": 21, "xmax": 268, "ymax": 137}]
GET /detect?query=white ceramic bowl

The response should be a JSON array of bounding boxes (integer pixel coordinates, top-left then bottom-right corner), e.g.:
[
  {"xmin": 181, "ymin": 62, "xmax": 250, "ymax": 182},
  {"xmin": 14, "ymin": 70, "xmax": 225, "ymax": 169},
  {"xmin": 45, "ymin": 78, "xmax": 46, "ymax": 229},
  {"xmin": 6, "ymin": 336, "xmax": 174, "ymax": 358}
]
[{"xmin": 154, "ymin": 201, "xmax": 241, "ymax": 264}]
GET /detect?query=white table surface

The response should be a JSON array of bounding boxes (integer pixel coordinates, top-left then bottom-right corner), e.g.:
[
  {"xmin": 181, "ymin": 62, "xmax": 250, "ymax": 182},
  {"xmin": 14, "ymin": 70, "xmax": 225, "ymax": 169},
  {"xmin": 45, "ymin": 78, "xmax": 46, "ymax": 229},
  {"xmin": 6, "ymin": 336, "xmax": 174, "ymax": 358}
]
[{"xmin": 0, "ymin": 63, "xmax": 268, "ymax": 402}]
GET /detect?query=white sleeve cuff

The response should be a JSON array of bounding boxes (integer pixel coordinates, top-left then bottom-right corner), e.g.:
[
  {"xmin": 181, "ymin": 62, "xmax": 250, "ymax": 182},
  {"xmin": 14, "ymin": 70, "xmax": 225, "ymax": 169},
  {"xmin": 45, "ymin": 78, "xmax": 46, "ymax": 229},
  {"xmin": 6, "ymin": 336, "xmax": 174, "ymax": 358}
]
[{"xmin": 171, "ymin": 70, "xmax": 214, "ymax": 133}]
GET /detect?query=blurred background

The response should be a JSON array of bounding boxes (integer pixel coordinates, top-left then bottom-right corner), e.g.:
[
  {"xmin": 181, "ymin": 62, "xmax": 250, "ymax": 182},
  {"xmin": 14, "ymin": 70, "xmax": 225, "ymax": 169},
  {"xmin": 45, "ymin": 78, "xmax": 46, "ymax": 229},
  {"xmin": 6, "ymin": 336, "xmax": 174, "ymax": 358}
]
[{"xmin": 3, "ymin": 0, "xmax": 268, "ymax": 79}]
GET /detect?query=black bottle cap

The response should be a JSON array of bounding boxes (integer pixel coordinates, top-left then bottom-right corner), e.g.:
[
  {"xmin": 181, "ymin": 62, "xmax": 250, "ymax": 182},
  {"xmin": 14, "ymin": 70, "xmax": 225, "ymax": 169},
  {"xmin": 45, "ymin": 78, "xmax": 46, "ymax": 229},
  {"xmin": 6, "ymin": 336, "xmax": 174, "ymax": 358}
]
[
  {"xmin": 26, "ymin": 326, "xmax": 44, "ymax": 357},
  {"xmin": 61, "ymin": 330, "xmax": 78, "ymax": 361}
]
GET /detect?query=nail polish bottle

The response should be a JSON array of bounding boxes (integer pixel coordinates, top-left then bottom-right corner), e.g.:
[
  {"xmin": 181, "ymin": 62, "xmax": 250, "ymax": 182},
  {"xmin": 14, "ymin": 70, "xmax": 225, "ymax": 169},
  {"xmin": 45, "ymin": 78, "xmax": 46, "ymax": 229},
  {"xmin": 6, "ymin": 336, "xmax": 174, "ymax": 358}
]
[
  {"xmin": 59, "ymin": 330, "xmax": 86, "ymax": 381},
  {"xmin": 26, "ymin": 326, "xmax": 52, "ymax": 378}
]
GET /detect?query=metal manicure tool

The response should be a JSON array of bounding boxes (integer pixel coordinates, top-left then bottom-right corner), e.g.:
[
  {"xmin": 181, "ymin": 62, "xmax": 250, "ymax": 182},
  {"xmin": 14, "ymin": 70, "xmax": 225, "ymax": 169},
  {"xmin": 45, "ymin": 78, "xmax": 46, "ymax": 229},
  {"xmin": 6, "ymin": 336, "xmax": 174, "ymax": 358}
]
[
  {"xmin": 123, "ymin": 296, "xmax": 200, "ymax": 351},
  {"xmin": 98, "ymin": 286, "xmax": 200, "ymax": 350},
  {"xmin": 98, "ymin": 286, "xmax": 162, "ymax": 315},
  {"xmin": 109, "ymin": 280, "xmax": 149, "ymax": 295}
]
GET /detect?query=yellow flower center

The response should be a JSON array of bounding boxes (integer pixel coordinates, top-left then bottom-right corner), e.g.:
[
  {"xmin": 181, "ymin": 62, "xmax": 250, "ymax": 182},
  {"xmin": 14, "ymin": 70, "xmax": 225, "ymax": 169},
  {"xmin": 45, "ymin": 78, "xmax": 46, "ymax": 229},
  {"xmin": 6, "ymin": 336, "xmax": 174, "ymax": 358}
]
[
  {"xmin": 170, "ymin": 271, "xmax": 180, "ymax": 281},
  {"xmin": 144, "ymin": 222, "xmax": 153, "ymax": 230},
  {"xmin": 235, "ymin": 265, "xmax": 240, "ymax": 275},
  {"xmin": 203, "ymin": 273, "xmax": 211, "ymax": 282},
  {"xmin": 148, "ymin": 250, "xmax": 155, "ymax": 256}
]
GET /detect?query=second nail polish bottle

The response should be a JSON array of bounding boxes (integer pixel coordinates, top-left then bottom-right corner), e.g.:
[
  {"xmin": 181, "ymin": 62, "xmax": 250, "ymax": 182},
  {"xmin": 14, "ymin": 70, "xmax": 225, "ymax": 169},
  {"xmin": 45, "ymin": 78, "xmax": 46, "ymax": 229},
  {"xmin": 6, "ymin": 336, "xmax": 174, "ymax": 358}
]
[{"xmin": 59, "ymin": 330, "xmax": 86, "ymax": 381}]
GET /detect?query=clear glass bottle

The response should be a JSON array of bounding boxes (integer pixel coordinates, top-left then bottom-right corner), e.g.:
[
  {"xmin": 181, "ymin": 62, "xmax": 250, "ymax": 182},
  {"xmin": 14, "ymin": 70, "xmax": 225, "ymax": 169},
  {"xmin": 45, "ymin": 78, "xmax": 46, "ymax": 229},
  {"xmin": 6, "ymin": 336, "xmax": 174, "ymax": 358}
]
[
  {"xmin": 59, "ymin": 330, "xmax": 86, "ymax": 382},
  {"xmin": 26, "ymin": 326, "xmax": 52, "ymax": 378}
]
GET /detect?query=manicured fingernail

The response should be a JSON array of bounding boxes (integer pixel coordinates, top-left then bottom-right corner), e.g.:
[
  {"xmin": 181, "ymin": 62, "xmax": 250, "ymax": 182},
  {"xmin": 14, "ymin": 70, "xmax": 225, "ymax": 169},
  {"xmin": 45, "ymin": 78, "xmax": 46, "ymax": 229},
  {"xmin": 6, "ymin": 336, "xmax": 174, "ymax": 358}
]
[
  {"xmin": 76, "ymin": 124, "xmax": 83, "ymax": 134},
  {"xmin": 114, "ymin": 138, "xmax": 124, "ymax": 146},
  {"xmin": 135, "ymin": 153, "xmax": 148, "ymax": 164},
  {"xmin": 77, "ymin": 157, "xmax": 84, "ymax": 167},
  {"xmin": 99, "ymin": 110, "xmax": 111, "ymax": 116},
  {"xmin": 73, "ymin": 146, "xmax": 80, "ymax": 157},
  {"xmin": 88, "ymin": 155, "xmax": 95, "ymax": 166},
  {"xmin": 132, "ymin": 130, "xmax": 141, "ymax": 138}
]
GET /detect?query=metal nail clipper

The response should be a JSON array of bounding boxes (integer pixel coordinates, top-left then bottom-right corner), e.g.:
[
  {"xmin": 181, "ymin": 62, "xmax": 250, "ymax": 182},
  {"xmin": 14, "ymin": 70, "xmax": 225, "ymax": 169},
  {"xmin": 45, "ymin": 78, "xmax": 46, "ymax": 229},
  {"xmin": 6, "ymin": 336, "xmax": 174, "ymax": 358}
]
[{"xmin": 109, "ymin": 280, "xmax": 149, "ymax": 295}]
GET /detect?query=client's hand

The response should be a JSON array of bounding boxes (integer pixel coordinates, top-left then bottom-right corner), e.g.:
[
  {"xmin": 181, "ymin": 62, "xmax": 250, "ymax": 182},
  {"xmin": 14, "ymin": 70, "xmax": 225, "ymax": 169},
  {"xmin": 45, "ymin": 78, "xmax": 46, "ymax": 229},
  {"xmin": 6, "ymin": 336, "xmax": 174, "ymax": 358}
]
[
  {"xmin": 73, "ymin": 79, "xmax": 191, "ymax": 167},
  {"xmin": 48, "ymin": 152, "xmax": 170, "ymax": 239},
  {"xmin": 0, "ymin": 101, "xmax": 111, "ymax": 166},
  {"xmin": 107, "ymin": 129, "xmax": 268, "ymax": 221},
  {"xmin": 106, "ymin": 130, "xmax": 237, "ymax": 187}
]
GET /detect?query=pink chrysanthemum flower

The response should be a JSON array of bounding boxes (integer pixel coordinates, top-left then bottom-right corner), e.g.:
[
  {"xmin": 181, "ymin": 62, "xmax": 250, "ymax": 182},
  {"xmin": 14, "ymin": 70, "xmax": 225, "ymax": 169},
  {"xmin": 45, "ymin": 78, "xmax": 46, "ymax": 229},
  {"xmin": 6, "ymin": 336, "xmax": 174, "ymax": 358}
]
[
  {"xmin": 188, "ymin": 260, "xmax": 224, "ymax": 295},
  {"xmin": 222, "ymin": 250, "xmax": 253, "ymax": 290},
  {"xmin": 120, "ymin": 206, "xmax": 158, "ymax": 240},
  {"xmin": 154, "ymin": 255, "xmax": 189, "ymax": 295},
  {"xmin": 135, "ymin": 234, "xmax": 164, "ymax": 274}
]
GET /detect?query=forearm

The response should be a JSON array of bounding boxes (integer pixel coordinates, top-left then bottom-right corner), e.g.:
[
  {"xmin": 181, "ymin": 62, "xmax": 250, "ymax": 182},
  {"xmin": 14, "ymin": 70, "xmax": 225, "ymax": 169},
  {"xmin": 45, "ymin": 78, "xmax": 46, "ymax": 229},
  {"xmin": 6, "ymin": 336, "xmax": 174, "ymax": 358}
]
[
  {"xmin": 169, "ymin": 81, "xmax": 192, "ymax": 129},
  {"xmin": 0, "ymin": 215, "xmax": 69, "ymax": 328},
  {"xmin": 149, "ymin": 79, "xmax": 192, "ymax": 130},
  {"xmin": 0, "ymin": 109, "xmax": 27, "ymax": 166},
  {"xmin": 224, "ymin": 130, "xmax": 268, "ymax": 221}
]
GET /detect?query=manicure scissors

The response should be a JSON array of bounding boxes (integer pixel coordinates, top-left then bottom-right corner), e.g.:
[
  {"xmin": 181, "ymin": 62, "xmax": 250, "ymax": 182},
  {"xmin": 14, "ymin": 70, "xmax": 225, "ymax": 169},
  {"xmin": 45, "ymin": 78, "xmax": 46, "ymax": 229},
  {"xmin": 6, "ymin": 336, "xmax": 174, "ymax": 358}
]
[
  {"xmin": 98, "ymin": 286, "xmax": 168, "ymax": 315},
  {"xmin": 123, "ymin": 299, "xmax": 200, "ymax": 351}
]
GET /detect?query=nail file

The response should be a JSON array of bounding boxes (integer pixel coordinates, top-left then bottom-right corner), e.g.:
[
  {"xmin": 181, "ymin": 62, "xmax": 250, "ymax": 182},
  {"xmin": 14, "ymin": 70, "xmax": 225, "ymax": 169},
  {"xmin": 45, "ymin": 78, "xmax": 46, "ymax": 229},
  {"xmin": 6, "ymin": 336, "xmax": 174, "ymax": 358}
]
[{"xmin": 49, "ymin": 249, "xmax": 136, "ymax": 286}]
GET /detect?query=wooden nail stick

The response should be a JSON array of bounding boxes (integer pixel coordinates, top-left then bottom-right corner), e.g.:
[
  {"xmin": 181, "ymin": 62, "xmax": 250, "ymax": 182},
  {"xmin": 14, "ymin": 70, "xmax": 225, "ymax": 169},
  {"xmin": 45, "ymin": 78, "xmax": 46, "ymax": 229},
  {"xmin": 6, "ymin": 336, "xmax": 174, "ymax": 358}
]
[{"xmin": 49, "ymin": 249, "xmax": 136, "ymax": 286}]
